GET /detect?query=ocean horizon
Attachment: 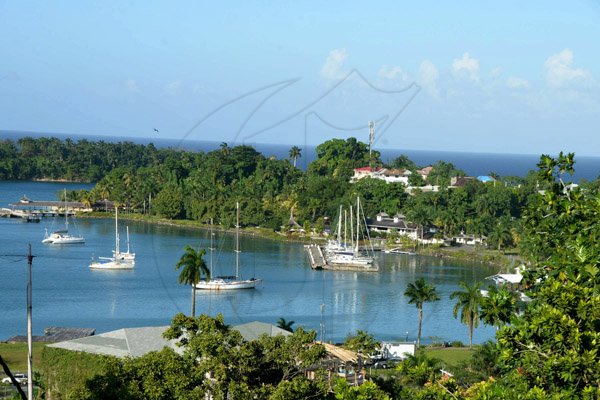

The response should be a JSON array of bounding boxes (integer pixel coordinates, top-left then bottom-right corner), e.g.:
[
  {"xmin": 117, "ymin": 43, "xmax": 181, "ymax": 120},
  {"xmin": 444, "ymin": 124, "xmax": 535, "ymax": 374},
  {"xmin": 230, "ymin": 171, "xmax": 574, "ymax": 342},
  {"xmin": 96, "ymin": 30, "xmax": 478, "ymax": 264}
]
[{"xmin": 3, "ymin": 129, "xmax": 600, "ymax": 182}]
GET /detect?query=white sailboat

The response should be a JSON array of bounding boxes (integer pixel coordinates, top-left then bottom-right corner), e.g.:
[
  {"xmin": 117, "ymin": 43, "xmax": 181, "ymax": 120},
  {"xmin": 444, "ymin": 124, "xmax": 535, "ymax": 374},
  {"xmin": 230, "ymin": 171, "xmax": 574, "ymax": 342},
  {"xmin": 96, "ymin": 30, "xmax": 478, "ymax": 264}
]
[
  {"xmin": 113, "ymin": 225, "xmax": 135, "ymax": 261},
  {"xmin": 324, "ymin": 197, "xmax": 376, "ymax": 268},
  {"xmin": 42, "ymin": 189, "xmax": 85, "ymax": 244},
  {"xmin": 90, "ymin": 207, "xmax": 134, "ymax": 270},
  {"xmin": 195, "ymin": 203, "xmax": 261, "ymax": 290}
]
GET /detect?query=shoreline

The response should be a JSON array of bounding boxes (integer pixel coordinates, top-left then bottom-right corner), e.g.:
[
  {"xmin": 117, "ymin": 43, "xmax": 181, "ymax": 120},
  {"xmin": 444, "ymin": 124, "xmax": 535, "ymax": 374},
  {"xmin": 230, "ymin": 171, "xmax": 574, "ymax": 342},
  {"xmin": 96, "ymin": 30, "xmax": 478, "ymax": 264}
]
[{"xmin": 79, "ymin": 211, "xmax": 516, "ymax": 270}]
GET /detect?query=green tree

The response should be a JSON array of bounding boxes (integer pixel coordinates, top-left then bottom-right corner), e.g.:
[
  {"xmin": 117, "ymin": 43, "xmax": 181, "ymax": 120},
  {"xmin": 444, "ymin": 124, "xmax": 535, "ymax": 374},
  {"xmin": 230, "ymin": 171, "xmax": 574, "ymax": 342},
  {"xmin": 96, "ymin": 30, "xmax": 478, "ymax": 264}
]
[
  {"xmin": 388, "ymin": 154, "xmax": 416, "ymax": 170},
  {"xmin": 276, "ymin": 318, "xmax": 295, "ymax": 333},
  {"xmin": 175, "ymin": 246, "xmax": 209, "ymax": 317},
  {"xmin": 342, "ymin": 330, "xmax": 380, "ymax": 356},
  {"xmin": 479, "ymin": 286, "xmax": 517, "ymax": 328},
  {"xmin": 288, "ymin": 145, "xmax": 302, "ymax": 168},
  {"xmin": 450, "ymin": 281, "xmax": 482, "ymax": 349},
  {"xmin": 404, "ymin": 278, "xmax": 440, "ymax": 348}
]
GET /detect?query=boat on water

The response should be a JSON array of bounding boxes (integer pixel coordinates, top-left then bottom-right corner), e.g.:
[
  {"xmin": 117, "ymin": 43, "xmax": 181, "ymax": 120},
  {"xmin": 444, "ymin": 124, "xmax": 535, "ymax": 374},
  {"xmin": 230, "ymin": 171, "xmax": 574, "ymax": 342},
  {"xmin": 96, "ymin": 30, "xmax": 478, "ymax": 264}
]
[
  {"xmin": 90, "ymin": 207, "xmax": 134, "ymax": 270},
  {"xmin": 323, "ymin": 197, "xmax": 376, "ymax": 269},
  {"xmin": 42, "ymin": 190, "xmax": 85, "ymax": 244},
  {"xmin": 113, "ymin": 225, "xmax": 135, "ymax": 261},
  {"xmin": 195, "ymin": 204, "xmax": 261, "ymax": 290}
]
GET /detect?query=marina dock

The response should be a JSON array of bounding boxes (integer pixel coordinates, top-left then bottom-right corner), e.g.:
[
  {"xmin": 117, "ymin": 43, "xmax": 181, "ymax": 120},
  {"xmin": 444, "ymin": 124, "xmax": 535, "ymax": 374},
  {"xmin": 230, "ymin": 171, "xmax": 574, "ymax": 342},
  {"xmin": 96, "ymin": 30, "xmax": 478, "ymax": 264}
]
[{"xmin": 304, "ymin": 244, "xmax": 379, "ymax": 272}]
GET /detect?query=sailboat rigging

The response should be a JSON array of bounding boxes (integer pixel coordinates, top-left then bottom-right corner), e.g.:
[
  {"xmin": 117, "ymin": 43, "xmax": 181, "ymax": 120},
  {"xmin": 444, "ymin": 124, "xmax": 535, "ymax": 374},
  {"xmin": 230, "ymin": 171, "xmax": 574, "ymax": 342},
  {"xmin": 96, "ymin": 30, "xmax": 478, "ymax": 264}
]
[
  {"xmin": 42, "ymin": 189, "xmax": 85, "ymax": 244},
  {"xmin": 323, "ymin": 197, "xmax": 376, "ymax": 268},
  {"xmin": 195, "ymin": 202, "xmax": 261, "ymax": 290},
  {"xmin": 89, "ymin": 206, "xmax": 134, "ymax": 270}
]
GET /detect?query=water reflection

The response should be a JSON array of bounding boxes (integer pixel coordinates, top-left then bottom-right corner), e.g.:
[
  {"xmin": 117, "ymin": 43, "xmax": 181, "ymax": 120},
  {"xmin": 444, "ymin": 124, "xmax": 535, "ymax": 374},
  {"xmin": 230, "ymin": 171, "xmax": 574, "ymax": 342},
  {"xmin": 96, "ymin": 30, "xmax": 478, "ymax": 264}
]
[{"xmin": 0, "ymin": 181, "xmax": 501, "ymax": 344}]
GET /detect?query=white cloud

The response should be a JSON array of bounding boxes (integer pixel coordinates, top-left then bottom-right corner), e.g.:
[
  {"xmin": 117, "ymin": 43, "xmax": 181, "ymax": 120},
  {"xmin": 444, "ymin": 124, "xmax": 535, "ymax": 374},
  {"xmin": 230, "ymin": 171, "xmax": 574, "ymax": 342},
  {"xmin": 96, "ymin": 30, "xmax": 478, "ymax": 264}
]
[
  {"xmin": 164, "ymin": 80, "xmax": 182, "ymax": 95},
  {"xmin": 506, "ymin": 76, "xmax": 529, "ymax": 89},
  {"xmin": 544, "ymin": 49, "xmax": 590, "ymax": 87},
  {"xmin": 320, "ymin": 48, "xmax": 349, "ymax": 80},
  {"xmin": 378, "ymin": 65, "xmax": 407, "ymax": 80},
  {"xmin": 125, "ymin": 79, "xmax": 139, "ymax": 93},
  {"xmin": 418, "ymin": 59, "xmax": 440, "ymax": 98},
  {"xmin": 452, "ymin": 52, "xmax": 480, "ymax": 82}
]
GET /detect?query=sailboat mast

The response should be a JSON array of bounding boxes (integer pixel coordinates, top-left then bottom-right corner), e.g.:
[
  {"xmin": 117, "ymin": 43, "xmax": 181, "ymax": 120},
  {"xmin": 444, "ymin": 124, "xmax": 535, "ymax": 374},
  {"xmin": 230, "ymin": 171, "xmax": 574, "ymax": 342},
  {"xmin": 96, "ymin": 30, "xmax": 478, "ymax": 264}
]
[
  {"xmin": 209, "ymin": 218, "xmax": 214, "ymax": 277},
  {"xmin": 115, "ymin": 206, "xmax": 119, "ymax": 255},
  {"xmin": 355, "ymin": 197, "xmax": 360, "ymax": 253},
  {"xmin": 235, "ymin": 202, "xmax": 240, "ymax": 278},
  {"xmin": 350, "ymin": 205, "xmax": 354, "ymax": 249},
  {"xmin": 337, "ymin": 205, "xmax": 342, "ymax": 247},
  {"xmin": 63, "ymin": 189, "xmax": 69, "ymax": 230}
]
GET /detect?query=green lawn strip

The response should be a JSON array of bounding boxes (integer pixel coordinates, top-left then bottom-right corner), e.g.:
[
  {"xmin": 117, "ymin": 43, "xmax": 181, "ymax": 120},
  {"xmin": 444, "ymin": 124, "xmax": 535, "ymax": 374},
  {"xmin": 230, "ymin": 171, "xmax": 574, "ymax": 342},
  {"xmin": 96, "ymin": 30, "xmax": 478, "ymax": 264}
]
[
  {"xmin": 422, "ymin": 347, "xmax": 474, "ymax": 368},
  {"xmin": 0, "ymin": 342, "xmax": 47, "ymax": 375}
]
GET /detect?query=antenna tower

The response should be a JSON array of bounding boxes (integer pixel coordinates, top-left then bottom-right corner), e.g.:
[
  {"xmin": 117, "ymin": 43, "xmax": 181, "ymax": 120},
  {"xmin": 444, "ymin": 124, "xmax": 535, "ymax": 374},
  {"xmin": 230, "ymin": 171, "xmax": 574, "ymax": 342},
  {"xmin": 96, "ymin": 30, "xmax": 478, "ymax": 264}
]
[{"xmin": 368, "ymin": 121, "xmax": 375, "ymax": 166}]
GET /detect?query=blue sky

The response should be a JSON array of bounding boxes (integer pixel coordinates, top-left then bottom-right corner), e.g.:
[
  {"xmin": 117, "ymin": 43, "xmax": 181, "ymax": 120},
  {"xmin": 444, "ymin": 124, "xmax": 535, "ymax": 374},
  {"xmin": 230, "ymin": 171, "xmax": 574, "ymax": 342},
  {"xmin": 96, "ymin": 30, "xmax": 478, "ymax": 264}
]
[{"xmin": 1, "ymin": 1, "xmax": 599, "ymax": 155}]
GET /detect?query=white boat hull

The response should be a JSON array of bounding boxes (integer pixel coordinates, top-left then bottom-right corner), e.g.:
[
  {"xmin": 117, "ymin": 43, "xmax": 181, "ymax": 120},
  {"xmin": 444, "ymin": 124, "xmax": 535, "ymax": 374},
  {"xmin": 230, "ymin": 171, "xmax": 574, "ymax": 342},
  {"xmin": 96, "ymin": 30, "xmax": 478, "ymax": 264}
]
[
  {"xmin": 195, "ymin": 277, "xmax": 261, "ymax": 290},
  {"xmin": 90, "ymin": 259, "xmax": 134, "ymax": 270},
  {"xmin": 43, "ymin": 232, "xmax": 85, "ymax": 244}
]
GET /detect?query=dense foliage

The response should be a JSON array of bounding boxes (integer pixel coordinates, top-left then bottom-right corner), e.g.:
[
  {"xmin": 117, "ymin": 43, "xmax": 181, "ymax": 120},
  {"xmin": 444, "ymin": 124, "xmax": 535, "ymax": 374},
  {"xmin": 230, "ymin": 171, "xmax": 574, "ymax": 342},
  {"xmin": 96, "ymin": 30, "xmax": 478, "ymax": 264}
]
[
  {"xmin": 1, "ymin": 136, "xmax": 548, "ymax": 247},
  {"xmin": 25, "ymin": 143, "xmax": 600, "ymax": 398}
]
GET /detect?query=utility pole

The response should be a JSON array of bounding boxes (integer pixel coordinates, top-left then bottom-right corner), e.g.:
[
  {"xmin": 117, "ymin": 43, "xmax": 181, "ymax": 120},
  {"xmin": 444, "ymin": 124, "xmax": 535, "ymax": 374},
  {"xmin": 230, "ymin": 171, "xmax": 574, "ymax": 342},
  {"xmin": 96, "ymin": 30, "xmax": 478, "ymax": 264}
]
[
  {"xmin": 27, "ymin": 244, "xmax": 34, "ymax": 400},
  {"xmin": 368, "ymin": 121, "xmax": 375, "ymax": 167}
]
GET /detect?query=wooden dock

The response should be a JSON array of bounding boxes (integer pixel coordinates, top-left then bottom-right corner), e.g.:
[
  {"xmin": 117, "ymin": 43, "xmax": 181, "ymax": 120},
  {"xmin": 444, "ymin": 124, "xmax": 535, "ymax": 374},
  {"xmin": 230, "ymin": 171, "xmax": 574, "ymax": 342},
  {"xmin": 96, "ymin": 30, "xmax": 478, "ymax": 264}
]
[
  {"xmin": 304, "ymin": 244, "xmax": 327, "ymax": 270},
  {"xmin": 304, "ymin": 244, "xmax": 379, "ymax": 272}
]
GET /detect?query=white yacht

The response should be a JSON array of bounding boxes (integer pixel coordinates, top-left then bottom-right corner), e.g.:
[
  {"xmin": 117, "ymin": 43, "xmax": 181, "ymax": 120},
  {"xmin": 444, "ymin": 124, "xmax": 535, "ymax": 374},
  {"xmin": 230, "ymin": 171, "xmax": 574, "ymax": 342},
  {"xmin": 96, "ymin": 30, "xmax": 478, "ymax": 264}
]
[
  {"xmin": 195, "ymin": 203, "xmax": 261, "ymax": 290},
  {"xmin": 42, "ymin": 190, "xmax": 85, "ymax": 244},
  {"xmin": 323, "ymin": 197, "xmax": 375, "ymax": 268},
  {"xmin": 90, "ymin": 207, "xmax": 134, "ymax": 270}
]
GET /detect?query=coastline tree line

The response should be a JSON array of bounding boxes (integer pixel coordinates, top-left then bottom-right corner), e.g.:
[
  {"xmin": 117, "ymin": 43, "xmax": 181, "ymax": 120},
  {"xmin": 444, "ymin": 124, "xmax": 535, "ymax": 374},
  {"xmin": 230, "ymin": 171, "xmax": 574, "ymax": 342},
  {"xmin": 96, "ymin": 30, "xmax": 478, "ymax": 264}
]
[
  {"xmin": 2, "ymin": 137, "xmax": 598, "ymax": 397},
  {"xmin": 0, "ymin": 136, "xmax": 572, "ymax": 252}
]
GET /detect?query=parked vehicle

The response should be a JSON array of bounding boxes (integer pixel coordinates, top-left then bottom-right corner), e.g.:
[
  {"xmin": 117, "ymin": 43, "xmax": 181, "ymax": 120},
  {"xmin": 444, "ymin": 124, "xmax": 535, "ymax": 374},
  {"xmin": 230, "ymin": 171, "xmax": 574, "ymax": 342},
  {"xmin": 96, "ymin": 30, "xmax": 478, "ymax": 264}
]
[{"xmin": 2, "ymin": 373, "xmax": 27, "ymax": 385}]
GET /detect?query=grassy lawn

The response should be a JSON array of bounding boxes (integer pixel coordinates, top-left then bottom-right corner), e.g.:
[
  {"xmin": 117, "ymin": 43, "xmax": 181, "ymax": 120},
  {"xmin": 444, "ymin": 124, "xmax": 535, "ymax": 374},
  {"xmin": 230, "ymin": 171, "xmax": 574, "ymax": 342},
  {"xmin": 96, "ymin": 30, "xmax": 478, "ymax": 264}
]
[
  {"xmin": 422, "ymin": 346, "xmax": 474, "ymax": 368},
  {"xmin": 0, "ymin": 342, "xmax": 47, "ymax": 374}
]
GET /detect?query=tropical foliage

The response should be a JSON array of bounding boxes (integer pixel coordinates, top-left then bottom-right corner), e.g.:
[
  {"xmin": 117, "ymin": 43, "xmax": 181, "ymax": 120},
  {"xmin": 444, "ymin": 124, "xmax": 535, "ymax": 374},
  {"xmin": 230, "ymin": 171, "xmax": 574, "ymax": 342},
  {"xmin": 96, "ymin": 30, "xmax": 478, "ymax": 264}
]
[
  {"xmin": 175, "ymin": 246, "xmax": 209, "ymax": 317},
  {"xmin": 404, "ymin": 279, "xmax": 440, "ymax": 348},
  {"xmin": 450, "ymin": 281, "xmax": 482, "ymax": 349}
]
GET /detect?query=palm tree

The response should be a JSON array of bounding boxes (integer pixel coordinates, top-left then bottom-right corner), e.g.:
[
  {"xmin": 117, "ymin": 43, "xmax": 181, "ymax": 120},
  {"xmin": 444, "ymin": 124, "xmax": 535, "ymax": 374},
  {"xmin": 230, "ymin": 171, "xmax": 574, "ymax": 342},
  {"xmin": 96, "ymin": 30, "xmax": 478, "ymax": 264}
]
[
  {"xmin": 450, "ymin": 281, "xmax": 483, "ymax": 349},
  {"xmin": 288, "ymin": 146, "xmax": 302, "ymax": 168},
  {"xmin": 276, "ymin": 317, "xmax": 295, "ymax": 333},
  {"xmin": 219, "ymin": 142, "xmax": 230, "ymax": 156},
  {"xmin": 175, "ymin": 246, "xmax": 210, "ymax": 317},
  {"xmin": 404, "ymin": 278, "xmax": 440, "ymax": 348}
]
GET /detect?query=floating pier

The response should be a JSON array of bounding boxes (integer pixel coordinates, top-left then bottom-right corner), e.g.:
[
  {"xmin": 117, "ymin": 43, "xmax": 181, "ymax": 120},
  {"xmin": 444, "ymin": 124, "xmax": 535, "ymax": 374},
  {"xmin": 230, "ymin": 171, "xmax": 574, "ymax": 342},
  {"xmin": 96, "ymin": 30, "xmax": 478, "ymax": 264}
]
[{"xmin": 304, "ymin": 244, "xmax": 379, "ymax": 272}]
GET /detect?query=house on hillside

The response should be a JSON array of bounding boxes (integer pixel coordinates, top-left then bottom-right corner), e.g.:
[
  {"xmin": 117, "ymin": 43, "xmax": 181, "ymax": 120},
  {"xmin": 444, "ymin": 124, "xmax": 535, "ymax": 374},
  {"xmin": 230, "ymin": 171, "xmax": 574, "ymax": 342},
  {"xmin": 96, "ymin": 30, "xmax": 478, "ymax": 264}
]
[
  {"xmin": 306, "ymin": 342, "xmax": 365, "ymax": 386},
  {"xmin": 452, "ymin": 233, "xmax": 486, "ymax": 246},
  {"xmin": 378, "ymin": 168, "xmax": 412, "ymax": 185},
  {"xmin": 351, "ymin": 167, "xmax": 411, "ymax": 185},
  {"xmin": 366, "ymin": 213, "xmax": 419, "ymax": 239},
  {"xmin": 48, "ymin": 322, "xmax": 292, "ymax": 358},
  {"xmin": 416, "ymin": 166, "xmax": 433, "ymax": 181},
  {"xmin": 351, "ymin": 167, "xmax": 383, "ymax": 182}
]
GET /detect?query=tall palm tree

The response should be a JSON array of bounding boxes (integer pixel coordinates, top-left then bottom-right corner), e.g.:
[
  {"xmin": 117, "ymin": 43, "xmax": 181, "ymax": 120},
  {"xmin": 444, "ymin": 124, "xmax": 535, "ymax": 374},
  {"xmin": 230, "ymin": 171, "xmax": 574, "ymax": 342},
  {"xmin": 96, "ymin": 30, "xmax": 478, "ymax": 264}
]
[
  {"xmin": 450, "ymin": 281, "xmax": 483, "ymax": 349},
  {"xmin": 404, "ymin": 278, "xmax": 440, "ymax": 348},
  {"xmin": 276, "ymin": 317, "xmax": 295, "ymax": 333},
  {"xmin": 175, "ymin": 246, "xmax": 210, "ymax": 317},
  {"xmin": 288, "ymin": 146, "xmax": 302, "ymax": 168}
]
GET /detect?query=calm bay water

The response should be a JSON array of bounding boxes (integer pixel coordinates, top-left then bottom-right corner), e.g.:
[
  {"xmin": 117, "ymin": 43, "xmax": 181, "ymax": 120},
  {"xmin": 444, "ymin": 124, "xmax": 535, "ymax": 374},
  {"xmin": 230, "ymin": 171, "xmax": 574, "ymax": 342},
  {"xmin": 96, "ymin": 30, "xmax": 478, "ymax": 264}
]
[{"xmin": 0, "ymin": 181, "xmax": 499, "ymax": 344}]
